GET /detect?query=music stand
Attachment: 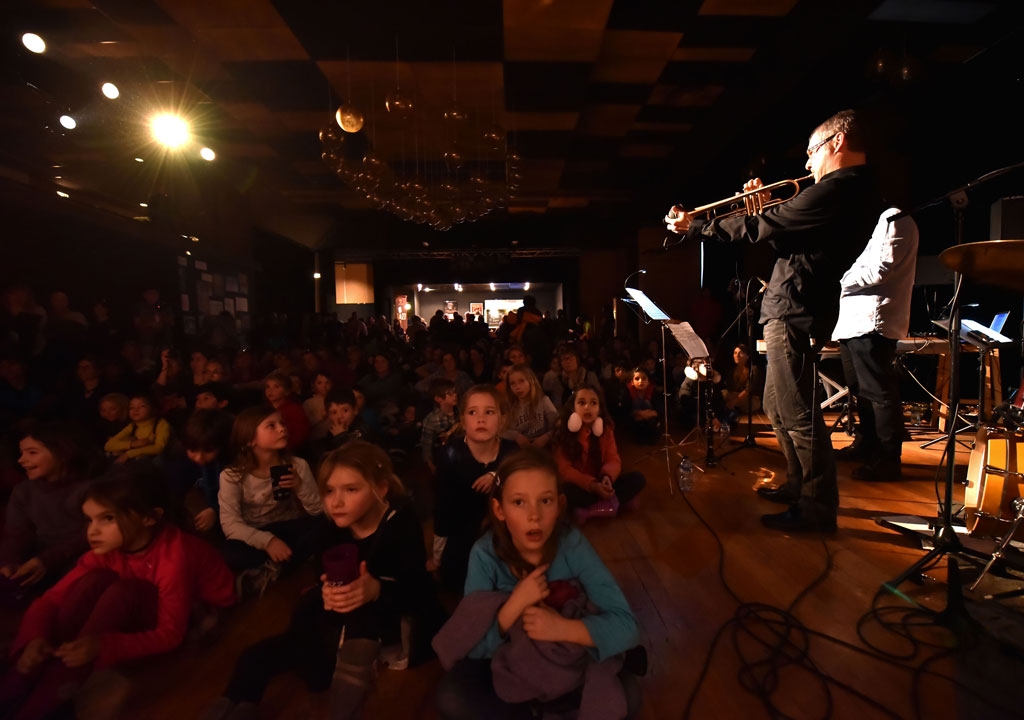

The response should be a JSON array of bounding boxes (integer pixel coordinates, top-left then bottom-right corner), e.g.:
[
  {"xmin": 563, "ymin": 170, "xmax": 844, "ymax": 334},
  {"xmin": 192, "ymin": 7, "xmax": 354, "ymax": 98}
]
[{"xmin": 624, "ymin": 287, "xmax": 705, "ymax": 493}]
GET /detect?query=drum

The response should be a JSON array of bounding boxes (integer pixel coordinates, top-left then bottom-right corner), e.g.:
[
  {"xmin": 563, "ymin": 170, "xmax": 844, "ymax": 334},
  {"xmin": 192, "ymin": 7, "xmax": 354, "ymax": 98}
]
[{"xmin": 965, "ymin": 427, "xmax": 1024, "ymax": 540}]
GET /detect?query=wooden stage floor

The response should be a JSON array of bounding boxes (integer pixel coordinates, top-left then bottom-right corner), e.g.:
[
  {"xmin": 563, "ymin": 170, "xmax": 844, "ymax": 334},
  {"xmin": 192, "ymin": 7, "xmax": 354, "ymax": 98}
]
[{"xmin": 6, "ymin": 412, "xmax": 1024, "ymax": 719}]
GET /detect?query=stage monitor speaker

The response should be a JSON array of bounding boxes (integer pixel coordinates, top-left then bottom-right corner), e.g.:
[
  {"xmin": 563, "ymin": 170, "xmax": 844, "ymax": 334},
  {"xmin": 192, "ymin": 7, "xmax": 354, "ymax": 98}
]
[{"xmin": 990, "ymin": 196, "xmax": 1024, "ymax": 240}]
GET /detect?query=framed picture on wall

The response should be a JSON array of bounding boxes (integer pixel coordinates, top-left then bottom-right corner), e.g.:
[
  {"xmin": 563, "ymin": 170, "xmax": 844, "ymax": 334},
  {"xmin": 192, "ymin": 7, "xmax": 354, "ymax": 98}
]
[{"xmin": 469, "ymin": 302, "xmax": 483, "ymax": 316}]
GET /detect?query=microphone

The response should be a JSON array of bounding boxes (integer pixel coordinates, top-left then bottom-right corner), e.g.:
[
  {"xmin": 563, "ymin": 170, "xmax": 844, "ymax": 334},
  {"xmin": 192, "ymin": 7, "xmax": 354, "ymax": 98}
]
[{"xmin": 624, "ymin": 269, "xmax": 647, "ymax": 291}]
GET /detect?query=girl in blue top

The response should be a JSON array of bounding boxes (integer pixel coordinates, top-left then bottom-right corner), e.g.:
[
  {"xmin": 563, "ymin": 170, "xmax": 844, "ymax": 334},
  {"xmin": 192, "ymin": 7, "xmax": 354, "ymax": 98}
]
[{"xmin": 435, "ymin": 448, "xmax": 642, "ymax": 720}]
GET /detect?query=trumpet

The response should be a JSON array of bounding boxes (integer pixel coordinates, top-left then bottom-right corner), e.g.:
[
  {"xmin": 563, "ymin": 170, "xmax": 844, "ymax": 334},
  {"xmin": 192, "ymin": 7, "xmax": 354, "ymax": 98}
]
[{"xmin": 686, "ymin": 174, "xmax": 814, "ymax": 221}]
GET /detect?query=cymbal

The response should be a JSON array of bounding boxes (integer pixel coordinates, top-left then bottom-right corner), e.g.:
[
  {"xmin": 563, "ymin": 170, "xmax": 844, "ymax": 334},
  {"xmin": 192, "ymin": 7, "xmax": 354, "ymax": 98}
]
[{"xmin": 940, "ymin": 240, "xmax": 1024, "ymax": 292}]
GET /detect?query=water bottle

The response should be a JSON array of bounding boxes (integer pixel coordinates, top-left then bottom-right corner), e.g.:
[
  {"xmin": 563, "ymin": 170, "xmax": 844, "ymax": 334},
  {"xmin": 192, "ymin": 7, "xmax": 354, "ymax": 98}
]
[{"xmin": 677, "ymin": 456, "xmax": 694, "ymax": 493}]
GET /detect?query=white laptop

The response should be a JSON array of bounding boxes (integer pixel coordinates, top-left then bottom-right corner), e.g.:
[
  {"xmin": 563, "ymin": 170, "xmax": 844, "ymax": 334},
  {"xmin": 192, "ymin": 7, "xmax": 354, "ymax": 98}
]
[{"xmin": 932, "ymin": 311, "xmax": 1011, "ymax": 345}]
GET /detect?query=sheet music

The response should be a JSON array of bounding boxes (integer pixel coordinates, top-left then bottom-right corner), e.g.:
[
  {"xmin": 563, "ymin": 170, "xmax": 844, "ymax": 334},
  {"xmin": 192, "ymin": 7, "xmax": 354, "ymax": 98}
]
[
  {"xmin": 665, "ymin": 321, "xmax": 709, "ymax": 358},
  {"xmin": 624, "ymin": 288, "xmax": 670, "ymax": 321}
]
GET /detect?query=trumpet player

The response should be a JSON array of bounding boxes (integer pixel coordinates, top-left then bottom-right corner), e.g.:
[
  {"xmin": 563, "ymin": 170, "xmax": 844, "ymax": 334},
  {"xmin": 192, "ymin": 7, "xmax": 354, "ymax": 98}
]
[{"xmin": 664, "ymin": 109, "xmax": 882, "ymax": 533}]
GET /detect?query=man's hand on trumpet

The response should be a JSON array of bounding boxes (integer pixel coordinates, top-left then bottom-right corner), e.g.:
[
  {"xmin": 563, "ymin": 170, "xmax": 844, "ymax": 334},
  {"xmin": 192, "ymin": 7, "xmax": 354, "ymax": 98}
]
[{"xmin": 664, "ymin": 205, "xmax": 692, "ymax": 234}]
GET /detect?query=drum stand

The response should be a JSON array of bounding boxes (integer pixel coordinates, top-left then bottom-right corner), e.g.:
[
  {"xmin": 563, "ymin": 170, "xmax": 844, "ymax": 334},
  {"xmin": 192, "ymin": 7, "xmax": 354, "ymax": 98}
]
[{"xmin": 969, "ymin": 495, "xmax": 1024, "ymax": 592}]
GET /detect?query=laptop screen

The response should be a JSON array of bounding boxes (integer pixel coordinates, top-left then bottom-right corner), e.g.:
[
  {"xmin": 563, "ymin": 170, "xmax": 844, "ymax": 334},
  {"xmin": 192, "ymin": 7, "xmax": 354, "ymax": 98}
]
[{"xmin": 991, "ymin": 312, "xmax": 1010, "ymax": 334}]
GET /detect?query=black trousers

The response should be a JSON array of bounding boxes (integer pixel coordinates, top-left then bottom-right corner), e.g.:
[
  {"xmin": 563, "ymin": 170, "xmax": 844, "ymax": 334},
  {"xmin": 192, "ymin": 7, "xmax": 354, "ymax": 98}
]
[
  {"xmin": 562, "ymin": 471, "xmax": 646, "ymax": 511},
  {"xmin": 839, "ymin": 334, "xmax": 904, "ymax": 462},
  {"xmin": 224, "ymin": 588, "xmax": 379, "ymax": 703}
]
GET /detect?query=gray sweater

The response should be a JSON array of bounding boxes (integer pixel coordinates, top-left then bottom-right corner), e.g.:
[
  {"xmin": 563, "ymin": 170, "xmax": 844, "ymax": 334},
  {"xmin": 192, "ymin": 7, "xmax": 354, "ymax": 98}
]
[{"xmin": 0, "ymin": 477, "xmax": 91, "ymax": 572}]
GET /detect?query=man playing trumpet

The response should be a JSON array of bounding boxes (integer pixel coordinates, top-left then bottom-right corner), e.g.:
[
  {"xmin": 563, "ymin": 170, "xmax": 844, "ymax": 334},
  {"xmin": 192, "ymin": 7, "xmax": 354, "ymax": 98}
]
[{"xmin": 664, "ymin": 109, "xmax": 882, "ymax": 532}]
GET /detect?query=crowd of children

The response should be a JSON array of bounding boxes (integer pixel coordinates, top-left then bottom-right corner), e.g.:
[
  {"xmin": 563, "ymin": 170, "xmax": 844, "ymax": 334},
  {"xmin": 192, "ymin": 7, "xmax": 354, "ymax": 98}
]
[{"xmin": 0, "ymin": 293, "xmax": 770, "ymax": 718}]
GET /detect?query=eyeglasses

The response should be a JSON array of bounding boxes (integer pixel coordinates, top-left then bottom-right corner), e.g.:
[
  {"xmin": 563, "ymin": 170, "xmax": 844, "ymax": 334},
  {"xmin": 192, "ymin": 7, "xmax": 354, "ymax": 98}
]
[{"xmin": 805, "ymin": 133, "xmax": 837, "ymax": 158}]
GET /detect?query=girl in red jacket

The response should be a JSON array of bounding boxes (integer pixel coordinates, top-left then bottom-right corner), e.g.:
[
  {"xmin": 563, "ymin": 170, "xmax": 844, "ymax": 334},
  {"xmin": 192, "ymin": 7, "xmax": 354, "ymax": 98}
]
[
  {"xmin": 0, "ymin": 464, "xmax": 236, "ymax": 719},
  {"xmin": 553, "ymin": 387, "xmax": 646, "ymax": 523}
]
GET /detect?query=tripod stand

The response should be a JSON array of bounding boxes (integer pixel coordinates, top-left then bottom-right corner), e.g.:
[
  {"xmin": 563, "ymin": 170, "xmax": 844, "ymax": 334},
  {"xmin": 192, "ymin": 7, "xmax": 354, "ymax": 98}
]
[{"xmin": 677, "ymin": 358, "xmax": 723, "ymax": 469}]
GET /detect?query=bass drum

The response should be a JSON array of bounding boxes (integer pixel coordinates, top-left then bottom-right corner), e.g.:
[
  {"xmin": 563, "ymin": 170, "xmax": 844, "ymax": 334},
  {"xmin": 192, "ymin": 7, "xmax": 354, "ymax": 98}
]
[{"xmin": 965, "ymin": 427, "xmax": 1024, "ymax": 541}]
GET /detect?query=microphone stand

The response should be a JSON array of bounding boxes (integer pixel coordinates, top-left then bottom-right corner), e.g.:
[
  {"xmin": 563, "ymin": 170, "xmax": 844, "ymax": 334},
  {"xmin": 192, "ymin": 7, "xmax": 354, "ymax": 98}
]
[{"xmin": 719, "ymin": 278, "xmax": 774, "ymax": 459}]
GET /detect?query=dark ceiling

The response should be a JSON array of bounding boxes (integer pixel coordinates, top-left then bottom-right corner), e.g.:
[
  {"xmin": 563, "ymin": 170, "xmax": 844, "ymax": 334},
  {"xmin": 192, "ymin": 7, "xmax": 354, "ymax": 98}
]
[{"xmin": 2, "ymin": 0, "xmax": 1023, "ymax": 253}]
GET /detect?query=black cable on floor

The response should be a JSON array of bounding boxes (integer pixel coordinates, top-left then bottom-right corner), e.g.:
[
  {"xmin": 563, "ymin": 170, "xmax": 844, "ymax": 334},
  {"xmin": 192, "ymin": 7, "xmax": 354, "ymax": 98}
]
[{"xmin": 674, "ymin": 483, "xmax": 1018, "ymax": 719}]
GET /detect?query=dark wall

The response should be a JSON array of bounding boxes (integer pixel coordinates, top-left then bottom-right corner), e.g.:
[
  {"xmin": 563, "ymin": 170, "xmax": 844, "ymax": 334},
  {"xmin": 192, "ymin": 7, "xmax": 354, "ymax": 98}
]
[{"xmin": 0, "ymin": 182, "xmax": 181, "ymax": 316}]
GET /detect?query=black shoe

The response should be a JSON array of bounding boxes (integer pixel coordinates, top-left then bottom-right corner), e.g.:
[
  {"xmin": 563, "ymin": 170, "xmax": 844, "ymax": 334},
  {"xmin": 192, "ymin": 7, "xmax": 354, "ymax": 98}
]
[
  {"xmin": 852, "ymin": 459, "xmax": 902, "ymax": 482},
  {"xmin": 834, "ymin": 445, "xmax": 868, "ymax": 462},
  {"xmin": 756, "ymin": 486, "xmax": 800, "ymax": 504},
  {"xmin": 761, "ymin": 506, "xmax": 837, "ymax": 532}
]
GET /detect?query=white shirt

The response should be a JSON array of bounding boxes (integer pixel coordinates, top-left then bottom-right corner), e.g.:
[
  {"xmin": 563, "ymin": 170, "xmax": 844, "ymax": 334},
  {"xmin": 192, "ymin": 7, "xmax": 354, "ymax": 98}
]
[{"xmin": 832, "ymin": 207, "xmax": 919, "ymax": 341}]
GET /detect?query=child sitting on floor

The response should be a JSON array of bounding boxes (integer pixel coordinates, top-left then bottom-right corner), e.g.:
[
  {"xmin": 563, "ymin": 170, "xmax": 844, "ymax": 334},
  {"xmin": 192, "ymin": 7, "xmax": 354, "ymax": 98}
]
[
  {"xmin": 218, "ymin": 406, "xmax": 323, "ymax": 597},
  {"xmin": 0, "ymin": 464, "xmax": 236, "ymax": 720},
  {"xmin": 201, "ymin": 441, "xmax": 443, "ymax": 720},
  {"xmin": 434, "ymin": 448, "xmax": 643, "ymax": 720},
  {"xmin": 103, "ymin": 393, "xmax": 171, "ymax": 464}
]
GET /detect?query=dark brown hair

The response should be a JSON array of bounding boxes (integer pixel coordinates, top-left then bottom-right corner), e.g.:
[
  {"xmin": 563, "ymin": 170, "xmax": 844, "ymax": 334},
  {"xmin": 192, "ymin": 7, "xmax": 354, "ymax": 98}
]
[
  {"xmin": 488, "ymin": 448, "xmax": 566, "ymax": 579},
  {"xmin": 552, "ymin": 386, "xmax": 614, "ymax": 469},
  {"xmin": 18, "ymin": 421, "xmax": 102, "ymax": 483},
  {"xmin": 182, "ymin": 409, "xmax": 233, "ymax": 454},
  {"xmin": 84, "ymin": 462, "xmax": 169, "ymax": 535}
]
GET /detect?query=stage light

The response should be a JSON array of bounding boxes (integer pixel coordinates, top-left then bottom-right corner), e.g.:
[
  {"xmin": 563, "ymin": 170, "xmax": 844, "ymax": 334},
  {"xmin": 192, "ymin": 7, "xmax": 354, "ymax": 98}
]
[
  {"xmin": 139, "ymin": 202, "xmax": 148, "ymax": 207},
  {"xmin": 22, "ymin": 33, "xmax": 45, "ymax": 54},
  {"xmin": 404, "ymin": 303, "xmax": 412, "ymax": 311},
  {"xmin": 416, "ymin": 284, "xmax": 423, "ymax": 291},
  {"xmin": 313, "ymin": 272, "xmax": 321, "ymax": 279},
  {"xmin": 59, "ymin": 115, "xmax": 76, "ymax": 130},
  {"xmin": 523, "ymin": 282, "xmax": 530, "ymax": 291},
  {"xmin": 489, "ymin": 282, "xmax": 495, "ymax": 291},
  {"xmin": 150, "ymin": 114, "xmax": 190, "ymax": 148},
  {"xmin": 101, "ymin": 82, "xmax": 119, "ymax": 99},
  {"xmin": 199, "ymin": 147, "xmax": 215, "ymax": 161},
  {"xmin": 56, "ymin": 190, "xmax": 69, "ymax": 198},
  {"xmin": 134, "ymin": 157, "xmax": 144, "ymax": 163}
]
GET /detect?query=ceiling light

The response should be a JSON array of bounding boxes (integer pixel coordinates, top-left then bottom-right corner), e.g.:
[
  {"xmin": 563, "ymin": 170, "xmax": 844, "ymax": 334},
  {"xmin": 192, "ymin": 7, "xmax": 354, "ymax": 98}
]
[
  {"xmin": 190, "ymin": 236, "xmax": 199, "ymax": 242},
  {"xmin": 417, "ymin": 284, "xmax": 422, "ymax": 291},
  {"xmin": 489, "ymin": 282, "xmax": 496, "ymax": 291},
  {"xmin": 59, "ymin": 115, "xmax": 76, "ymax": 130},
  {"xmin": 54, "ymin": 175, "xmax": 61, "ymax": 179},
  {"xmin": 56, "ymin": 190, "xmax": 69, "ymax": 198},
  {"xmin": 199, "ymin": 147, "xmax": 215, "ymax": 161},
  {"xmin": 139, "ymin": 202, "xmax": 148, "ymax": 208},
  {"xmin": 101, "ymin": 82, "xmax": 119, "ymax": 99},
  {"xmin": 185, "ymin": 250, "xmax": 191, "ymax": 255},
  {"xmin": 313, "ymin": 272, "xmax": 321, "ymax": 279},
  {"xmin": 150, "ymin": 113, "xmax": 190, "ymax": 148},
  {"xmin": 134, "ymin": 157, "xmax": 144, "ymax": 163},
  {"xmin": 523, "ymin": 282, "xmax": 530, "ymax": 291},
  {"xmin": 22, "ymin": 33, "xmax": 45, "ymax": 54}
]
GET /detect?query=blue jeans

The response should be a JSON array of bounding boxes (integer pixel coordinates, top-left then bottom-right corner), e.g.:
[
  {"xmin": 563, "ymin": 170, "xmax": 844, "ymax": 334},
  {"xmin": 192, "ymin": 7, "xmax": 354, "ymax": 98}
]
[{"xmin": 762, "ymin": 319, "xmax": 838, "ymax": 519}]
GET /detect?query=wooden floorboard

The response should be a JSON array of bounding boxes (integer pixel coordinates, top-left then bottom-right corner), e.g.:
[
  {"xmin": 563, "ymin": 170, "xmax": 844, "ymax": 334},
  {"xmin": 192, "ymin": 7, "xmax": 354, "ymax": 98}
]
[{"xmin": 4, "ymin": 413, "xmax": 1024, "ymax": 719}]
